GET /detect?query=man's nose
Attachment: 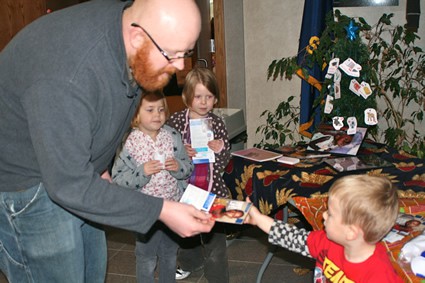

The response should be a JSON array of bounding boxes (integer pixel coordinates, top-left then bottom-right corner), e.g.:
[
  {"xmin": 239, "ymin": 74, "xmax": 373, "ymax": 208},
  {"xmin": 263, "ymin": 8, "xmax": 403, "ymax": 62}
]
[{"xmin": 170, "ymin": 58, "xmax": 185, "ymax": 71}]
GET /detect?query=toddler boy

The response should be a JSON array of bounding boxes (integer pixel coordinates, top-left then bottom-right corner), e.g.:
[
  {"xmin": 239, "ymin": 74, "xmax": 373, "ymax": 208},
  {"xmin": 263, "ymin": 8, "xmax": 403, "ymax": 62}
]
[{"xmin": 245, "ymin": 174, "xmax": 403, "ymax": 282}]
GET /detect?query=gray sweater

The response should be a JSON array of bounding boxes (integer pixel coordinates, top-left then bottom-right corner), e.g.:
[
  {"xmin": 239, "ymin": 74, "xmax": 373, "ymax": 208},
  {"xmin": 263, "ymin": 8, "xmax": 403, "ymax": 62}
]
[{"xmin": 0, "ymin": 0, "xmax": 162, "ymax": 233}]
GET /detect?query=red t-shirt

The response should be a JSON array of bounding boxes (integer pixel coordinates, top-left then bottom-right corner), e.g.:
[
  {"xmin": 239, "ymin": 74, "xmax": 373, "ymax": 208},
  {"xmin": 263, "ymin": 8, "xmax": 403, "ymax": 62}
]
[{"xmin": 307, "ymin": 230, "xmax": 403, "ymax": 283}]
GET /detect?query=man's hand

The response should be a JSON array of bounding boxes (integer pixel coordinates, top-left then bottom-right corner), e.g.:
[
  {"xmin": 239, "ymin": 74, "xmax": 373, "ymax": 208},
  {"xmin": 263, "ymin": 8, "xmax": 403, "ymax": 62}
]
[{"xmin": 159, "ymin": 200, "xmax": 215, "ymax": 237}]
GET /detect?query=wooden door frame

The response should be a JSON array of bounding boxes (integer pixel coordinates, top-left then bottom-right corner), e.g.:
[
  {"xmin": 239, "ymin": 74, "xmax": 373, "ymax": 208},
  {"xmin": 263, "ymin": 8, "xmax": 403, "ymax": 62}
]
[
  {"xmin": 0, "ymin": 0, "xmax": 45, "ymax": 51},
  {"xmin": 213, "ymin": 0, "xmax": 227, "ymax": 108}
]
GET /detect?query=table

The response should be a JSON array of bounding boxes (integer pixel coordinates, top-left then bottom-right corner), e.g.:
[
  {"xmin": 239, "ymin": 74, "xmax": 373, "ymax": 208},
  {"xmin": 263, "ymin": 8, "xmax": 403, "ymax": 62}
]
[{"xmin": 223, "ymin": 142, "xmax": 425, "ymax": 282}]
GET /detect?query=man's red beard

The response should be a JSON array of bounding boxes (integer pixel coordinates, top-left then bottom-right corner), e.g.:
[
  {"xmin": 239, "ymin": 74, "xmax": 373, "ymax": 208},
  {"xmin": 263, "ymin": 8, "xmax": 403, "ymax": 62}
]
[{"xmin": 130, "ymin": 43, "xmax": 177, "ymax": 92}]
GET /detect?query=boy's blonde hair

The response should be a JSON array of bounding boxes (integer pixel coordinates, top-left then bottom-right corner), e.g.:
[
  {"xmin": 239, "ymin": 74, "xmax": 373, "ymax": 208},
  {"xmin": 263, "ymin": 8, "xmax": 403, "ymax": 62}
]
[
  {"xmin": 182, "ymin": 67, "xmax": 219, "ymax": 107},
  {"xmin": 329, "ymin": 174, "xmax": 399, "ymax": 244},
  {"xmin": 131, "ymin": 91, "xmax": 169, "ymax": 129}
]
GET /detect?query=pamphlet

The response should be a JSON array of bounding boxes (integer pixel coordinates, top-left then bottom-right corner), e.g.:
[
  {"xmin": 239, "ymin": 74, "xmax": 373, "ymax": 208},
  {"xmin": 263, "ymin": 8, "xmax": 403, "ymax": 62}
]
[
  {"xmin": 189, "ymin": 118, "xmax": 215, "ymax": 164},
  {"xmin": 180, "ymin": 184, "xmax": 216, "ymax": 212},
  {"xmin": 210, "ymin": 198, "xmax": 252, "ymax": 225},
  {"xmin": 277, "ymin": 145, "xmax": 331, "ymax": 159},
  {"xmin": 231, "ymin": 148, "xmax": 282, "ymax": 162},
  {"xmin": 324, "ymin": 154, "xmax": 393, "ymax": 172},
  {"xmin": 276, "ymin": 156, "xmax": 300, "ymax": 165},
  {"xmin": 180, "ymin": 184, "xmax": 252, "ymax": 225},
  {"xmin": 384, "ymin": 213, "xmax": 425, "ymax": 243},
  {"xmin": 306, "ymin": 124, "xmax": 368, "ymax": 156}
]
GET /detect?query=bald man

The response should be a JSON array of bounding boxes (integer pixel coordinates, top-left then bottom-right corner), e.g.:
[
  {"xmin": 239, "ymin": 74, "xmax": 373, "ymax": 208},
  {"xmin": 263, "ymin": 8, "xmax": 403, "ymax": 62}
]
[{"xmin": 0, "ymin": 0, "xmax": 214, "ymax": 282}]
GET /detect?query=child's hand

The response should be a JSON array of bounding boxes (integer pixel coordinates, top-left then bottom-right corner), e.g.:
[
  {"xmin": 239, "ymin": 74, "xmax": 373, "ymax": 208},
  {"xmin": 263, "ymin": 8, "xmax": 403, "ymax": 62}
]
[
  {"xmin": 184, "ymin": 144, "xmax": 197, "ymax": 158},
  {"xmin": 243, "ymin": 197, "xmax": 260, "ymax": 226},
  {"xmin": 244, "ymin": 206, "xmax": 263, "ymax": 226},
  {"xmin": 100, "ymin": 170, "xmax": 112, "ymax": 183},
  {"xmin": 164, "ymin": 157, "xmax": 179, "ymax": 172},
  {"xmin": 208, "ymin": 139, "xmax": 224, "ymax": 153},
  {"xmin": 244, "ymin": 197, "xmax": 274, "ymax": 234},
  {"xmin": 143, "ymin": 160, "xmax": 162, "ymax": 176}
]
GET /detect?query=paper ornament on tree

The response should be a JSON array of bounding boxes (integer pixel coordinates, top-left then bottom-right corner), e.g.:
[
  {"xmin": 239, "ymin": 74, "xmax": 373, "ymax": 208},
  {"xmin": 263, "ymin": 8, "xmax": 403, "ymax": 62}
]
[{"xmin": 364, "ymin": 108, "xmax": 378, "ymax": 125}]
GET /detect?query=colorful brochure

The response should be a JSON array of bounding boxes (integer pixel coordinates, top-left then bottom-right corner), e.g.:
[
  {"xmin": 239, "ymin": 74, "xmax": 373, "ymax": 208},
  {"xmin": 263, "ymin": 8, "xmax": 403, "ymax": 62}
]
[
  {"xmin": 180, "ymin": 184, "xmax": 252, "ymax": 225},
  {"xmin": 189, "ymin": 118, "xmax": 215, "ymax": 164}
]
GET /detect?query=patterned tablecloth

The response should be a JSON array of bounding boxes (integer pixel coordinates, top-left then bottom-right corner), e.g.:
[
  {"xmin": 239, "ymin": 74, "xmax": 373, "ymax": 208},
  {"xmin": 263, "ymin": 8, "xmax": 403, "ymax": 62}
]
[
  {"xmin": 224, "ymin": 142, "xmax": 424, "ymax": 215},
  {"xmin": 223, "ymin": 142, "xmax": 425, "ymax": 282}
]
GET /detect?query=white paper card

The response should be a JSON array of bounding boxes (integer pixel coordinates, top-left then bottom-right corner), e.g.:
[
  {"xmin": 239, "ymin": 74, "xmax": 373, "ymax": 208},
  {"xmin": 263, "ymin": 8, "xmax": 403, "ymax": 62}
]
[
  {"xmin": 364, "ymin": 108, "xmax": 378, "ymax": 125},
  {"xmin": 189, "ymin": 118, "xmax": 215, "ymax": 164},
  {"xmin": 180, "ymin": 184, "xmax": 216, "ymax": 212},
  {"xmin": 349, "ymin": 79, "xmax": 361, "ymax": 96},
  {"xmin": 324, "ymin": 95, "xmax": 334, "ymax": 114},
  {"xmin": 339, "ymin": 57, "xmax": 362, "ymax": 77},
  {"xmin": 332, "ymin": 117, "xmax": 344, "ymax": 130},
  {"xmin": 347, "ymin": 117, "xmax": 357, "ymax": 135},
  {"xmin": 359, "ymin": 81, "xmax": 372, "ymax": 99},
  {"xmin": 325, "ymin": 58, "xmax": 340, "ymax": 79}
]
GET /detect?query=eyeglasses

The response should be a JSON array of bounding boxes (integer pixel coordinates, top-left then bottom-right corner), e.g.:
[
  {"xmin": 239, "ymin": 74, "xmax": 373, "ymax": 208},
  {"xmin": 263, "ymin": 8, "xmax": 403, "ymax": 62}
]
[{"xmin": 131, "ymin": 23, "xmax": 194, "ymax": 62}]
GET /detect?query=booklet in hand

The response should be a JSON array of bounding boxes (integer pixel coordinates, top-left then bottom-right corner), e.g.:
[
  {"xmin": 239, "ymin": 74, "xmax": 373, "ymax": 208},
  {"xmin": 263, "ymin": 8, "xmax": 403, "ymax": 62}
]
[
  {"xmin": 209, "ymin": 198, "xmax": 252, "ymax": 225},
  {"xmin": 180, "ymin": 184, "xmax": 216, "ymax": 212},
  {"xmin": 180, "ymin": 184, "xmax": 252, "ymax": 225},
  {"xmin": 189, "ymin": 118, "xmax": 215, "ymax": 164}
]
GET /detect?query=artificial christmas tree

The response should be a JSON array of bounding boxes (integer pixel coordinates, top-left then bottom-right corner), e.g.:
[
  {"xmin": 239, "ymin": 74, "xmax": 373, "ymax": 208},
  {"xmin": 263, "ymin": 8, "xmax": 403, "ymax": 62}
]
[
  {"xmin": 261, "ymin": 10, "xmax": 424, "ymax": 157},
  {"xmin": 270, "ymin": 11, "xmax": 377, "ymax": 132}
]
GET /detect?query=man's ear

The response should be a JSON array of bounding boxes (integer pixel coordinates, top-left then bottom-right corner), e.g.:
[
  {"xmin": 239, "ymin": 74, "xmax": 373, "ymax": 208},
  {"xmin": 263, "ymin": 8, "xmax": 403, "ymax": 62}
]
[{"xmin": 129, "ymin": 27, "xmax": 145, "ymax": 50}]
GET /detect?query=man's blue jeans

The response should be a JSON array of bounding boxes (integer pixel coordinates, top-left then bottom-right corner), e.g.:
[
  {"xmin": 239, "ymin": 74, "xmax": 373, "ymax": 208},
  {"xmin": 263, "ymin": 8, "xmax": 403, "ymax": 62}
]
[{"xmin": 0, "ymin": 183, "xmax": 106, "ymax": 283}]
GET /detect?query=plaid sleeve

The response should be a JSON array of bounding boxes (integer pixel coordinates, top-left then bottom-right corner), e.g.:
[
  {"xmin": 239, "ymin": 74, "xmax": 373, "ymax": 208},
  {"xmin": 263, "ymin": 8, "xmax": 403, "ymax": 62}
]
[{"xmin": 268, "ymin": 220, "xmax": 312, "ymax": 258}]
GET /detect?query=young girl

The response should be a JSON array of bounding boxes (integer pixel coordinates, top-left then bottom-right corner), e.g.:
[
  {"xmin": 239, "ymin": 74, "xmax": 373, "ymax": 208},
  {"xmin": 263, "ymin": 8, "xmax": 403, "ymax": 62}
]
[
  {"xmin": 112, "ymin": 91, "xmax": 193, "ymax": 283},
  {"xmin": 167, "ymin": 68, "xmax": 231, "ymax": 282}
]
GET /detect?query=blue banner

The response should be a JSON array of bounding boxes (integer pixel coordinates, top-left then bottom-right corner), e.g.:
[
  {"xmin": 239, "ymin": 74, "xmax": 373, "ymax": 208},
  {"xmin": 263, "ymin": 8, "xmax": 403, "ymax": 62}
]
[{"xmin": 297, "ymin": 0, "xmax": 333, "ymax": 137}]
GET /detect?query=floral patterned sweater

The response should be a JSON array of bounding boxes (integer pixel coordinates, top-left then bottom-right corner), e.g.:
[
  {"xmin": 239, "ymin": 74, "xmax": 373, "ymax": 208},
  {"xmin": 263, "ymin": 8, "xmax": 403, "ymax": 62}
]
[{"xmin": 112, "ymin": 125, "xmax": 193, "ymax": 202}]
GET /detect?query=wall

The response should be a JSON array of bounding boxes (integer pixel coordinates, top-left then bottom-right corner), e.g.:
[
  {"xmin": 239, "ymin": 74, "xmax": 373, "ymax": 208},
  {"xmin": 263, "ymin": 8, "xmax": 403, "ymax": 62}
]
[
  {"xmin": 223, "ymin": 0, "xmax": 246, "ymax": 115},
  {"xmin": 242, "ymin": 0, "xmax": 425, "ymax": 147},
  {"xmin": 243, "ymin": 0, "xmax": 303, "ymax": 146}
]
